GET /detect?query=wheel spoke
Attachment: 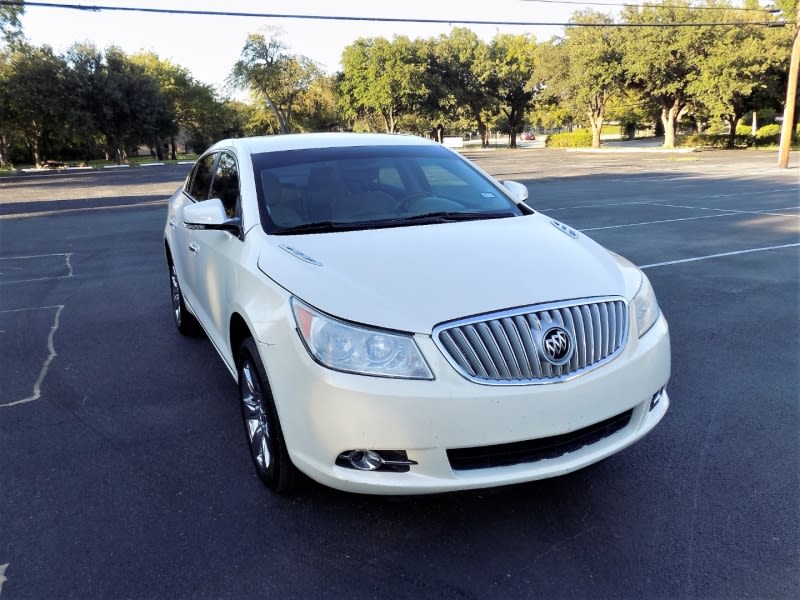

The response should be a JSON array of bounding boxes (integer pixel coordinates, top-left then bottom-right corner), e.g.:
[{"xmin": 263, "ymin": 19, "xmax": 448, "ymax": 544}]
[
  {"xmin": 170, "ymin": 266, "xmax": 182, "ymax": 322},
  {"xmin": 240, "ymin": 357, "xmax": 271, "ymax": 472}
]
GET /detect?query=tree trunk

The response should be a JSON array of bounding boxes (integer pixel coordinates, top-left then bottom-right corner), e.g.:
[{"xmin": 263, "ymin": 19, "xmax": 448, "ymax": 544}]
[
  {"xmin": 751, "ymin": 110, "xmax": 757, "ymax": 136},
  {"xmin": 726, "ymin": 114, "xmax": 741, "ymax": 149},
  {"xmin": 170, "ymin": 136, "xmax": 177, "ymax": 161},
  {"xmin": 30, "ymin": 138, "xmax": 41, "ymax": 167},
  {"xmin": 0, "ymin": 133, "xmax": 10, "ymax": 168},
  {"xmin": 263, "ymin": 92, "xmax": 289, "ymax": 134},
  {"xmin": 661, "ymin": 98, "xmax": 685, "ymax": 149},
  {"xmin": 588, "ymin": 100, "xmax": 605, "ymax": 148}
]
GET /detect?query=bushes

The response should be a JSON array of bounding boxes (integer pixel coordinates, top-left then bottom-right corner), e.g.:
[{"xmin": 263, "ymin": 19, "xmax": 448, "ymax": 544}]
[
  {"xmin": 752, "ymin": 123, "xmax": 781, "ymax": 146},
  {"xmin": 755, "ymin": 123, "xmax": 781, "ymax": 138},
  {"xmin": 677, "ymin": 123, "xmax": 800, "ymax": 149},
  {"xmin": 678, "ymin": 134, "xmax": 753, "ymax": 149},
  {"xmin": 545, "ymin": 130, "xmax": 593, "ymax": 148}
]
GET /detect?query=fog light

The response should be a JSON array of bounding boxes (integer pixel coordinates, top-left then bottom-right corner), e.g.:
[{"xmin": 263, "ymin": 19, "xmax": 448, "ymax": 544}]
[
  {"xmin": 336, "ymin": 449, "xmax": 418, "ymax": 473},
  {"xmin": 347, "ymin": 450, "xmax": 383, "ymax": 471}
]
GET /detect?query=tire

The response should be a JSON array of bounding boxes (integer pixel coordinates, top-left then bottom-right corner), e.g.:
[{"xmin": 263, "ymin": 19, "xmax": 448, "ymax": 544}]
[
  {"xmin": 168, "ymin": 259, "xmax": 199, "ymax": 335},
  {"xmin": 238, "ymin": 337, "xmax": 299, "ymax": 494}
]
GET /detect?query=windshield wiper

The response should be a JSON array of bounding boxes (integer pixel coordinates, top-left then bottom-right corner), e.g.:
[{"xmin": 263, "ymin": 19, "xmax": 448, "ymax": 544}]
[
  {"xmin": 387, "ymin": 211, "xmax": 517, "ymax": 224},
  {"xmin": 271, "ymin": 212, "xmax": 516, "ymax": 235},
  {"xmin": 271, "ymin": 220, "xmax": 356, "ymax": 235}
]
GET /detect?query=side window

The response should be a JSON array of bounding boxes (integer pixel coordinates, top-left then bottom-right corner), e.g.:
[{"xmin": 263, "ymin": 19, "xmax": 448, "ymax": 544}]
[
  {"xmin": 209, "ymin": 152, "xmax": 240, "ymax": 218},
  {"xmin": 186, "ymin": 153, "xmax": 216, "ymax": 201}
]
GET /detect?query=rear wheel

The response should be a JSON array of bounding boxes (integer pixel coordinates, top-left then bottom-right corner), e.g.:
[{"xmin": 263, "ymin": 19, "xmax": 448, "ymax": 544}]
[
  {"xmin": 168, "ymin": 259, "xmax": 199, "ymax": 335},
  {"xmin": 238, "ymin": 337, "xmax": 299, "ymax": 493}
]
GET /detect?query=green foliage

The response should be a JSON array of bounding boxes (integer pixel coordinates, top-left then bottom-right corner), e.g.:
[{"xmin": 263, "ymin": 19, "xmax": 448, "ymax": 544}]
[
  {"xmin": 429, "ymin": 28, "xmax": 495, "ymax": 146},
  {"xmin": 545, "ymin": 130, "xmax": 593, "ymax": 148},
  {"xmin": 0, "ymin": 1, "xmax": 23, "ymax": 44},
  {"xmin": 482, "ymin": 33, "xmax": 540, "ymax": 147},
  {"xmin": 678, "ymin": 134, "xmax": 754, "ymax": 148},
  {"xmin": 540, "ymin": 11, "xmax": 625, "ymax": 147},
  {"xmin": 0, "ymin": 43, "xmax": 72, "ymax": 165},
  {"xmin": 339, "ymin": 36, "xmax": 429, "ymax": 133},
  {"xmin": 755, "ymin": 124, "xmax": 781, "ymax": 139},
  {"xmin": 230, "ymin": 30, "xmax": 325, "ymax": 133},
  {"xmin": 620, "ymin": 0, "xmax": 719, "ymax": 147}
]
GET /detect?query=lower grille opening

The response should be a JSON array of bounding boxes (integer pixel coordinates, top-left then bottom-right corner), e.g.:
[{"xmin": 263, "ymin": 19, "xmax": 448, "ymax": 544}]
[{"xmin": 447, "ymin": 409, "xmax": 634, "ymax": 471}]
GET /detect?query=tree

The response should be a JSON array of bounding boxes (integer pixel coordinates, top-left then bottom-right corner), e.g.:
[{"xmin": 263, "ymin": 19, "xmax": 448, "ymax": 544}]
[
  {"xmin": 690, "ymin": 6, "xmax": 788, "ymax": 148},
  {"xmin": 63, "ymin": 42, "xmax": 106, "ymax": 161},
  {"xmin": 430, "ymin": 28, "xmax": 495, "ymax": 146},
  {"xmin": 0, "ymin": 0, "xmax": 23, "ymax": 45},
  {"xmin": 3, "ymin": 43, "xmax": 70, "ymax": 166},
  {"xmin": 621, "ymin": 0, "xmax": 717, "ymax": 148},
  {"xmin": 94, "ymin": 47, "xmax": 167, "ymax": 162},
  {"xmin": 230, "ymin": 30, "xmax": 321, "ymax": 134},
  {"xmin": 293, "ymin": 74, "xmax": 341, "ymax": 131},
  {"xmin": 551, "ymin": 11, "xmax": 626, "ymax": 148},
  {"xmin": 479, "ymin": 33, "xmax": 540, "ymax": 148},
  {"xmin": 339, "ymin": 36, "xmax": 429, "ymax": 133}
]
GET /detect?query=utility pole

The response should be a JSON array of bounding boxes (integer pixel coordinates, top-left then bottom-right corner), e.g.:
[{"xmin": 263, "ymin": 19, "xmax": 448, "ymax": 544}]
[{"xmin": 778, "ymin": 13, "xmax": 800, "ymax": 169}]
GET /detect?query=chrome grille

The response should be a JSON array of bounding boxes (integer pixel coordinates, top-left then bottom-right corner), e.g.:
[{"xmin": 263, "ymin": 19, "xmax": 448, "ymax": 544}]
[{"xmin": 433, "ymin": 297, "xmax": 628, "ymax": 385}]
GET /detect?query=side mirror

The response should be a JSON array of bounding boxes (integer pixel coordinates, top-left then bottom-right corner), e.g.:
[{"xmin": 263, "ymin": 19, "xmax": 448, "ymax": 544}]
[
  {"xmin": 183, "ymin": 198, "xmax": 242, "ymax": 235},
  {"xmin": 501, "ymin": 180, "xmax": 530, "ymax": 204}
]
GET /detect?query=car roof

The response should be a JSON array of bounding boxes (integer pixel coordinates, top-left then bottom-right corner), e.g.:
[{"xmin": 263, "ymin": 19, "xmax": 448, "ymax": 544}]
[{"xmin": 211, "ymin": 132, "xmax": 437, "ymax": 156}]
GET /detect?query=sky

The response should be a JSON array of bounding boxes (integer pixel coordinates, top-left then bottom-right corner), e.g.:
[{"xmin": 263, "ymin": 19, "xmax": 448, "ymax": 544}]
[{"xmin": 19, "ymin": 0, "xmax": 591, "ymax": 96}]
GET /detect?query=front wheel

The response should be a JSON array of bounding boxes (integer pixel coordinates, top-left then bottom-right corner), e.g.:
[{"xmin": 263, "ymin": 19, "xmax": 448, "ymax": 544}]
[
  {"xmin": 238, "ymin": 337, "xmax": 299, "ymax": 494},
  {"xmin": 168, "ymin": 260, "xmax": 199, "ymax": 335}
]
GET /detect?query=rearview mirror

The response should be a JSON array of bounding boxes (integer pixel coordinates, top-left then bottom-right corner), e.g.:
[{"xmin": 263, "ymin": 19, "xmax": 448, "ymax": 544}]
[
  {"xmin": 183, "ymin": 198, "xmax": 242, "ymax": 235},
  {"xmin": 501, "ymin": 180, "xmax": 530, "ymax": 204}
]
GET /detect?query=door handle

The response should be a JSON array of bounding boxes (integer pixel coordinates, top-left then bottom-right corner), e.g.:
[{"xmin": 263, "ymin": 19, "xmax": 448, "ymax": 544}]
[
  {"xmin": 169, "ymin": 217, "xmax": 177, "ymax": 228},
  {"xmin": 188, "ymin": 242, "xmax": 199, "ymax": 254}
]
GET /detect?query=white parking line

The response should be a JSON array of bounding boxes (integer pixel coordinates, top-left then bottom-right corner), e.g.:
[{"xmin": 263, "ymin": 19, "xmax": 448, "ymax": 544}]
[
  {"xmin": 0, "ymin": 563, "xmax": 7, "ymax": 598},
  {"xmin": 580, "ymin": 208, "xmax": 800, "ymax": 232},
  {"xmin": 540, "ymin": 188, "xmax": 798, "ymax": 212},
  {"xmin": 639, "ymin": 243, "xmax": 800, "ymax": 269},
  {"xmin": 645, "ymin": 203, "xmax": 800, "ymax": 218},
  {"xmin": 0, "ymin": 305, "xmax": 64, "ymax": 409},
  {"xmin": 0, "ymin": 199, "xmax": 167, "ymax": 220},
  {"xmin": 0, "ymin": 253, "xmax": 73, "ymax": 285},
  {"xmin": 581, "ymin": 212, "xmax": 738, "ymax": 231}
]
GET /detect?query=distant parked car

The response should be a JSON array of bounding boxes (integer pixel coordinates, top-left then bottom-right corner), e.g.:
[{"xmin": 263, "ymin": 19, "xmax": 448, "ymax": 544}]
[{"xmin": 164, "ymin": 133, "xmax": 670, "ymax": 495}]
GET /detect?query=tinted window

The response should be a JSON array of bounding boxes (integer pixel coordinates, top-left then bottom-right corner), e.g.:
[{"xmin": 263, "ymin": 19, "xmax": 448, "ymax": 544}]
[
  {"xmin": 251, "ymin": 145, "xmax": 522, "ymax": 233},
  {"xmin": 209, "ymin": 152, "xmax": 240, "ymax": 217},
  {"xmin": 186, "ymin": 153, "xmax": 216, "ymax": 201}
]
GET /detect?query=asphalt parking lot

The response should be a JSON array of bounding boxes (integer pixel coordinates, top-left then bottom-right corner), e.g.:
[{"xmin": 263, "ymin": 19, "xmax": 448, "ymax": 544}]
[{"xmin": 0, "ymin": 149, "xmax": 798, "ymax": 599}]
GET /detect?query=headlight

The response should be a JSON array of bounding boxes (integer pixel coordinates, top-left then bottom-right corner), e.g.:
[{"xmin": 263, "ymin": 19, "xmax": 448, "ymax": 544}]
[
  {"xmin": 633, "ymin": 272, "xmax": 661, "ymax": 337},
  {"xmin": 291, "ymin": 298, "xmax": 434, "ymax": 380}
]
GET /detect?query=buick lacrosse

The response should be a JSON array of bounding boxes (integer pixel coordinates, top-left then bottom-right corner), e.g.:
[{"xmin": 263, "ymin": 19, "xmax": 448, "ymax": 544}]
[{"xmin": 164, "ymin": 133, "xmax": 670, "ymax": 495}]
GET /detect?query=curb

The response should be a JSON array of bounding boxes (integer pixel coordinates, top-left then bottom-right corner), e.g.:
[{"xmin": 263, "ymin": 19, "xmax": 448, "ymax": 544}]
[{"xmin": 568, "ymin": 147, "xmax": 698, "ymax": 153}]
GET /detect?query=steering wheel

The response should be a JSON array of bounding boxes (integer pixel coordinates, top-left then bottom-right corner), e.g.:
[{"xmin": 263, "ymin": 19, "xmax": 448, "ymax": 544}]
[{"xmin": 393, "ymin": 191, "xmax": 433, "ymax": 213}]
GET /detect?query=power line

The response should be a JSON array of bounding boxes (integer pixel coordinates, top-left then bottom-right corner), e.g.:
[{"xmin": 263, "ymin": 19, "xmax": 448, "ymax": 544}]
[
  {"xmin": 520, "ymin": 0, "xmax": 779, "ymax": 13},
  {"xmin": 1, "ymin": 1, "xmax": 785, "ymax": 27}
]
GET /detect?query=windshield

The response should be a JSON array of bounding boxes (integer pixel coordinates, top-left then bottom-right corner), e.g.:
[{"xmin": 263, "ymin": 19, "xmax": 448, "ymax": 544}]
[{"xmin": 251, "ymin": 145, "xmax": 526, "ymax": 234}]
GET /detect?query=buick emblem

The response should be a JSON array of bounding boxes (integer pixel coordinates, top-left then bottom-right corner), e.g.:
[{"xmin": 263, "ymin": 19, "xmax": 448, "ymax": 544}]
[{"xmin": 540, "ymin": 326, "xmax": 574, "ymax": 366}]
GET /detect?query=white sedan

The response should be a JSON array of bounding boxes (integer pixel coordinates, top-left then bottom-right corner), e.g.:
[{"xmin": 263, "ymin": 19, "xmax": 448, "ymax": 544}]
[{"xmin": 164, "ymin": 133, "xmax": 670, "ymax": 495}]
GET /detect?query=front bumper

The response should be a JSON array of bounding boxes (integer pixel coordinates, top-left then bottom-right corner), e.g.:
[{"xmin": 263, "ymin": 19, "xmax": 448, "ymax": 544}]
[{"xmin": 257, "ymin": 311, "xmax": 671, "ymax": 495}]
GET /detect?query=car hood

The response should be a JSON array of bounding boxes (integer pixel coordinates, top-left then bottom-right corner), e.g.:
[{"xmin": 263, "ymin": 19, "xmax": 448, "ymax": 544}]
[{"xmin": 258, "ymin": 214, "xmax": 641, "ymax": 333}]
